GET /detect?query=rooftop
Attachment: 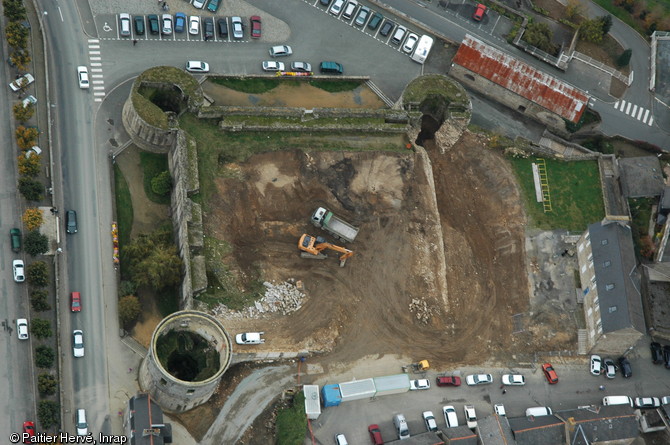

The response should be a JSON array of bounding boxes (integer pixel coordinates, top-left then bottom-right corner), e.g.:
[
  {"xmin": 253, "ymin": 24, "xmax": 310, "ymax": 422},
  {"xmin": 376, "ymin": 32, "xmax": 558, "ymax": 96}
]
[
  {"xmin": 619, "ymin": 156, "xmax": 664, "ymax": 198},
  {"xmin": 128, "ymin": 393, "xmax": 172, "ymax": 445}
]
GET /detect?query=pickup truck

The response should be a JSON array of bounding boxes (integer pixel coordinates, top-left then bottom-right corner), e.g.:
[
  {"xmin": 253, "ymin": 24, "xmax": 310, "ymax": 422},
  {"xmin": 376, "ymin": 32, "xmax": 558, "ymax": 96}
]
[
  {"xmin": 235, "ymin": 332, "xmax": 265, "ymax": 345},
  {"xmin": 310, "ymin": 207, "xmax": 359, "ymax": 243},
  {"xmin": 9, "ymin": 73, "xmax": 34, "ymax": 92}
]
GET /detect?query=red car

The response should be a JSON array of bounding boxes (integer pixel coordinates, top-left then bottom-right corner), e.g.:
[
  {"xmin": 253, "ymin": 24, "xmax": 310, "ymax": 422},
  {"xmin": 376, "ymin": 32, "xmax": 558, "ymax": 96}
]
[
  {"xmin": 71, "ymin": 291, "xmax": 81, "ymax": 312},
  {"xmin": 436, "ymin": 376, "xmax": 461, "ymax": 387},
  {"xmin": 473, "ymin": 3, "xmax": 487, "ymax": 21},
  {"xmin": 368, "ymin": 424, "xmax": 384, "ymax": 444},
  {"xmin": 250, "ymin": 16, "xmax": 261, "ymax": 38},
  {"xmin": 23, "ymin": 421, "xmax": 35, "ymax": 443},
  {"xmin": 542, "ymin": 363, "xmax": 558, "ymax": 384}
]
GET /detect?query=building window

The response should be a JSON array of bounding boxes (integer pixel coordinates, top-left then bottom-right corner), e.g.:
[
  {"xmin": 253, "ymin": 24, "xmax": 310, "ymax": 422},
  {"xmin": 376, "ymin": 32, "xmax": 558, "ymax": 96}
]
[
  {"xmin": 605, "ymin": 283, "xmax": 615, "ymax": 291},
  {"xmin": 591, "ymin": 275, "xmax": 597, "ymax": 283},
  {"xmin": 578, "ymin": 243, "xmax": 584, "ymax": 252},
  {"xmin": 597, "ymin": 320, "xmax": 603, "ymax": 333},
  {"xmin": 603, "ymin": 260, "xmax": 611, "ymax": 267},
  {"xmin": 588, "ymin": 253, "xmax": 593, "ymax": 261},
  {"xmin": 587, "ymin": 307, "xmax": 593, "ymax": 316},
  {"xmin": 465, "ymin": 74, "xmax": 475, "ymax": 81},
  {"xmin": 608, "ymin": 305, "xmax": 618, "ymax": 313},
  {"xmin": 518, "ymin": 105, "xmax": 527, "ymax": 112},
  {"xmin": 583, "ymin": 287, "xmax": 589, "ymax": 295},
  {"xmin": 601, "ymin": 239, "xmax": 608, "ymax": 245},
  {"xmin": 593, "ymin": 297, "xmax": 599, "ymax": 306},
  {"xmin": 586, "ymin": 233, "xmax": 590, "ymax": 241},
  {"xmin": 581, "ymin": 265, "xmax": 587, "ymax": 273},
  {"xmin": 160, "ymin": 378, "xmax": 167, "ymax": 385},
  {"xmin": 187, "ymin": 389, "xmax": 195, "ymax": 394}
]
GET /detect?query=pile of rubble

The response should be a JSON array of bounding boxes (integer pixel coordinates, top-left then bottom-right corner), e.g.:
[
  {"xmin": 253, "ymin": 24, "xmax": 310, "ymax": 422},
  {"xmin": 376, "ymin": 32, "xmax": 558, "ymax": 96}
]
[
  {"xmin": 211, "ymin": 280, "xmax": 306, "ymax": 319},
  {"xmin": 409, "ymin": 298, "xmax": 435, "ymax": 325}
]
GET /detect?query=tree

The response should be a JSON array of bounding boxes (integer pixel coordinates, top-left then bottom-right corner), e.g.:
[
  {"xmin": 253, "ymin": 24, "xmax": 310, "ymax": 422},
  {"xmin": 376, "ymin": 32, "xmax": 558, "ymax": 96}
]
[
  {"xmin": 522, "ymin": 22, "xmax": 555, "ymax": 54},
  {"xmin": 13, "ymin": 101, "xmax": 34, "ymax": 122},
  {"xmin": 15, "ymin": 125, "xmax": 38, "ymax": 150},
  {"xmin": 38, "ymin": 374, "xmax": 58, "ymax": 396},
  {"xmin": 118, "ymin": 280, "xmax": 137, "ymax": 298},
  {"xmin": 18, "ymin": 177, "xmax": 43, "ymax": 201},
  {"xmin": 151, "ymin": 171, "xmax": 172, "ymax": 196},
  {"xmin": 35, "ymin": 345, "xmax": 55, "ymax": 368},
  {"xmin": 9, "ymin": 49, "xmax": 31, "ymax": 72},
  {"xmin": 2, "ymin": 0, "xmax": 27, "ymax": 21},
  {"xmin": 617, "ymin": 49, "xmax": 632, "ymax": 67},
  {"xmin": 25, "ymin": 230, "xmax": 49, "ymax": 256},
  {"xmin": 31, "ymin": 289, "xmax": 51, "ymax": 312},
  {"xmin": 27, "ymin": 261, "xmax": 49, "ymax": 287},
  {"xmin": 119, "ymin": 295, "xmax": 141, "ymax": 327},
  {"xmin": 579, "ymin": 18, "xmax": 605, "ymax": 43},
  {"xmin": 37, "ymin": 400, "xmax": 60, "ymax": 429},
  {"xmin": 565, "ymin": 0, "xmax": 583, "ymax": 21},
  {"xmin": 600, "ymin": 15, "xmax": 613, "ymax": 34},
  {"xmin": 23, "ymin": 207, "xmax": 43, "ymax": 231},
  {"xmin": 131, "ymin": 244, "xmax": 183, "ymax": 289},
  {"xmin": 5, "ymin": 21, "xmax": 28, "ymax": 48},
  {"xmin": 18, "ymin": 154, "xmax": 40, "ymax": 177},
  {"xmin": 30, "ymin": 318, "xmax": 52, "ymax": 339}
]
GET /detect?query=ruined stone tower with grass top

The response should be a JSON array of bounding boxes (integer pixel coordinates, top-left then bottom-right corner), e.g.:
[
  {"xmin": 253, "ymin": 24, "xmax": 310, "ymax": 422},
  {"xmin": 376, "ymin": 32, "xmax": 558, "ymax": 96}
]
[{"xmin": 139, "ymin": 310, "xmax": 232, "ymax": 412}]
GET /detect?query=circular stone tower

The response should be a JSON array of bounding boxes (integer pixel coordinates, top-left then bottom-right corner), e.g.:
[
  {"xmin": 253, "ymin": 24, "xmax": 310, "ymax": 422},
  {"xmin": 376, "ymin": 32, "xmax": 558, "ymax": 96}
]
[{"xmin": 139, "ymin": 310, "xmax": 232, "ymax": 413}]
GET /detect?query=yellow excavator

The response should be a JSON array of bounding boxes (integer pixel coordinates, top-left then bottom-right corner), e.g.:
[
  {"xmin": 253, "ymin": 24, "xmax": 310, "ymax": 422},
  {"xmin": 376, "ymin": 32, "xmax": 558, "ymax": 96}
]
[{"xmin": 298, "ymin": 234, "xmax": 354, "ymax": 267}]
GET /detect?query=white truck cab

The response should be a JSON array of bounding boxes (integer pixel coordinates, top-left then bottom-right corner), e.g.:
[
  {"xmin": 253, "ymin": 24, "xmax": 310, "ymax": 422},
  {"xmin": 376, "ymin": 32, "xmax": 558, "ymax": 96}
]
[{"xmin": 235, "ymin": 332, "xmax": 265, "ymax": 345}]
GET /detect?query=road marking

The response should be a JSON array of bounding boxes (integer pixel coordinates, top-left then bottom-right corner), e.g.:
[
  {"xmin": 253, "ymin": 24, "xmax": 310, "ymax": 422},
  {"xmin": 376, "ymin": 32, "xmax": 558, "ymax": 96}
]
[
  {"xmin": 649, "ymin": 116, "xmax": 654, "ymax": 126},
  {"xmin": 613, "ymin": 101, "xmax": 653, "ymax": 126},
  {"xmin": 631, "ymin": 104, "xmax": 637, "ymax": 116},
  {"xmin": 643, "ymin": 109, "xmax": 650, "ymax": 123},
  {"xmin": 87, "ymin": 40, "xmax": 105, "ymax": 101},
  {"xmin": 625, "ymin": 102, "xmax": 632, "ymax": 114},
  {"xmin": 637, "ymin": 107, "xmax": 644, "ymax": 120}
]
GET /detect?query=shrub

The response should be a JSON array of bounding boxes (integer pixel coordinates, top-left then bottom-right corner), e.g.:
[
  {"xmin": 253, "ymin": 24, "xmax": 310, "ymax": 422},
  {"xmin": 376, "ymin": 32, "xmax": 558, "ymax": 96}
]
[
  {"xmin": 27, "ymin": 261, "xmax": 49, "ymax": 287},
  {"xmin": 37, "ymin": 373, "xmax": 58, "ymax": 395},
  {"xmin": 35, "ymin": 345, "xmax": 55, "ymax": 368},
  {"xmin": 119, "ymin": 295, "xmax": 141, "ymax": 327},
  {"xmin": 13, "ymin": 101, "xmax": 34, "ymax": 122},
  {"xmin": 18, "ymin": 177, "xmax": 43, "ymax": 201},
  {"xmin": 31, "ymin": 289, "xmax": 51, "ymax": 312},
  {"xmin": 30, "ymin": 318, "xmax": 52, "ymax": 339},
  {"xmin": 617, "ymin": 49, "xmax": 632, "ymax": 67},
  {"xmin": 151, "ymin": 170, "xmax": 172, "ymax": 196},
  {"xmin": 22, "ymin": 207, "xmax": 43, "ymax": 231},
  {"xmin": 24, "ymin": 230, "xmax": 49, "ymax": 256},
  {"xmin": 18, "ymin": 153, "xmax": 40, "ymax": 177},
  {"xmin": 37, "ymin": 400, "xmax": 60, "ymax": 429}
]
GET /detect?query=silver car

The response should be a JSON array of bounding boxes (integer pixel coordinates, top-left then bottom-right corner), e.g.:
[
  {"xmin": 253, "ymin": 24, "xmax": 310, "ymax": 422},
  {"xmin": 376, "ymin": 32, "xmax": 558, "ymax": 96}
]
[
  {"xmin": 231, "ymin": 16, "xmax": 243, "ymax": 39},
  {"xmin": 73, "ymin": 330, "xmax": 85, "ymax": 358},
  {"xmin": 465, "ymin": 374, "xmax": 493, "ymax": 385},
  {"xmin": 269, "ymin": 45, "xmax": 292, "ymax": 57},
  {"xmin": 162, "ymin": 14, "xmax": 173, "ymax": 35}
]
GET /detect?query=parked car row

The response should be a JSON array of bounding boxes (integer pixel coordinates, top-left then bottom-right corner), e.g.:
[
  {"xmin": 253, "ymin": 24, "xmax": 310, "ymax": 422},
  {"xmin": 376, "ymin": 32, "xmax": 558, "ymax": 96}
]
[
  {"xmin": 118, "ymin": 14, "xmax": 257, "ymax": 40},
  {"xmin": 650, "ymin": 341, "xmax": 670, "ymax": 368},
  {"xmin": 187, "ymin": 0, "xmax": 221, "ymax": 13},
  {"xmin": 590, "ymin": 354, "xmax": 624, "ymax": 379}
]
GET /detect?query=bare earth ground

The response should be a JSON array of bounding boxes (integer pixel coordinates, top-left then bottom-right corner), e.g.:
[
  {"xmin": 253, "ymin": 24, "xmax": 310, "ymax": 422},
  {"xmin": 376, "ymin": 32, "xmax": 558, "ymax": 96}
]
[{"xmin": 201, "ymin": 81, "xmax": 387, "ymax": 108}]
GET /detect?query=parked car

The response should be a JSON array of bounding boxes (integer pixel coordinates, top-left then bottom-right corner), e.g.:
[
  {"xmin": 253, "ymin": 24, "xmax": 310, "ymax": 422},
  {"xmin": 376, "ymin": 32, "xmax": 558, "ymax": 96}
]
[
  {"xmin": 502, "ymin": 374, "xmax": 525, "ymax": 386},
  {"xmin": 651, "ymin": 342, "xmax": 663, "ymax": 364},
  {"xmin": 9, "ymin": 73, "xmax": 34, "ymax": 92},
  {"xmin": 367, "ymin": 424, "xmax": 384, "ymax": 444},
  {"xmin": 354, "ymin": 6, "xmax": 370, "ymax": 26},
  {"xmin": 13, "ymin": 259, "xmax": 25, "ymax": 282},
  {"xmin": 206, "ymin": 0, "xmax": 220, "ymax": 13},
  {"xmin": 436, "ymin": 376, "xmax": 461, "ymax": 386},
  {"xmin": 134, "ymin": 16, "xmax": 145, "ymax": 35},
  {"xmin": 663, "ymin": 345, "xmax": 670, "ymax": 369},
  {"xmin": 119, "ymin": 13, "xmax": 131, "ymax": 37},
  {"xmin": 635, "ymin": 397, "xmax": 661, "ymax": 408},
  {"xmin": 662, "ymin": 396, "xmax": 670, "ymax": 405},
  {"xmin": 262, "ymin": 61, "xmax": 285, "ymax": 72},
  {"xmin": 334, "ymin": 434, "xmax": 348, "ymax": 445},
  {"xmin": 217, "ymin": 18, "xmax": 228, "ymax": 37},
  {"xmin": 161, "ymin": 14, "xmax": 173, "ymax": 35},
  {"xmin": 269, "ymin": 45, "xmax": 292, "ymax": 57},
  {"xmin": 473, "ymin": 3, "xmax": 487, "ymax": 21},
  {"xmin": 618, "ymin": 356, "xmax": 632, "ymax": 378},
  {"xmin": 409, "ymin": 379, "xmax": 430, "ymax": 390},
  {"xmin": 250, "ymin": 16, "xmax": 261, "ymax": 38},
  {"xmin": 75, "ymin": 409, "xmax": 88, "ymax": 436},
  {"xmin": 465, "ymin": 374, "xmax": 493, "ymax": 385},
  {"xmin": 148, "ymin": 14, "xmax": 160, "ymax": 34},
  {"xmin": 290, "ymin": 62, "xmax": 312, "ymax": 72},
  {"xmin": 71, "ymin": 291, "xmax": 82, "ymax": 312},
  {"xmin": 22, "ymin": 421, "xmax": 35, "ymax": 443},
  {"xmin": 494, "ymin": 403, "xmax": 506, "ymax": 416},
  {"xmin": 422, "ymin": 411, "xmax": 437, "ymax": 432},
  {"xmin": 77, "ymin": 66, "xmax": 89, "ymax": 89},
  {"xmin": 526, "ymin": 406, "xmax": 553, "ymax": 417},
  {"xmin": 329, "ymin": 0, "xmax": 345, "ymax": 15},
  {"xmin": 464, "ymin": 405, "xmax": 477, "ymax": 429},
  {"xmin": 379, "ymin": 20, "xmax": 394, "ymax": 37},
  {"xmin": 604, "ymin": 358, "xmax": 616, "ymax": 379},
  {"xmin": 10, "ymin": 228, "xmax": 22, "ymax": 252},
  {"xmin": 442, "ymin": 405, "xmax": 458, "ymax": 428},
  {"xmin": 235, "ymin": 332, "xmax": 265, "ymax": 344},
  {"xmin": 320, "ymin": 0, "xmax": 331, "ymax": 5},
  {"xmin": 174, "ymin": 12, "xmax": 186, "ymax": 33},
  {"xmin": 390, "ymin": 25, "xmax": 407, "ymax": 45},
  {"xmin": 66, "ymin": 210, "xmax": 78, "ymax": 234},
  {"xmin": 192, "ymin": 0, "xmax": 205, "ymax": 8},
  {"xmin": 342, "ymin": 0, "xmax": 358, "ymax": 20},
  {"xmin": 367, "ymin": 12, "xmax": 383, "ymax": 30},
  {"xmin": 590, "ymin": 355, "xmax": 602, "ymax": 376},
  {"xmin": 402, "ymin": 33, "xmax": 419, "ymax": 54},
  {"xmin": 231, "ymin": 16, "xmax": 243, "ymax": 39},
  {"xmin": 73, "ymin": 330, "xmax": 85, "ymax": 358},
  {"xmin": 203, "ymin": 17, "xmax": 214, "ymax": 40},
  {"xmin": 542, "ymin": 362, "xmax": 559, "ymax": 383},
  {"xmin": 22, "ymin": 95, "xmax": 37, "ymax": 108},
  {"xmin": 16, "ymin": 318, "xmax": 28, "ymax": 340},
  {"xmin": 189, "ymin": 16, "xmax": 200, "ymax": 35},
  {"xmin": 186, "ymin": 61, "xmax": 210, "ymax": 73}
]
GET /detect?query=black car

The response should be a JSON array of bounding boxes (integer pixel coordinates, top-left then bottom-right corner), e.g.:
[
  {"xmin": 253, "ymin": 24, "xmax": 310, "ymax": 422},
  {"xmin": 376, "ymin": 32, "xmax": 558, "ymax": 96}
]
[
  {"xmin": 320, "ymin": 0, "xmax": 331, "ymax": 5},
  {"xmin": 663, "ymin": 345, "xmax": 670, "ymax": 369},
  {"xmin": 66, "ymin": 210, "xmax": 78, "ymax": 234},
  {"xmin": 368, "ymin": 12, "xmax": 383, "ymax": 30},
  {"xmin": 148, "ymin": 14, "xmax": 160, "ymax": 35},
  {"xmin": 217, "ymin": 18, "xmax": 228, "ymax": 37},
  {"xmin": 618, "ymin": 356, "xmax": 632, "ymax": 378},
  {"xmin": 379, "ymin": 20, "xmax": 394, "ymax": 37},
  {"xmin": 651, "ymin": 342, "xmax": 664, "ymax": 364},
  {"xmin": 134, "ymin": 16, "xmax": 145, "ymax": 35},
  {"xmin": 203, "ymin": 17, "xmax": 214, "ymax": 40}
]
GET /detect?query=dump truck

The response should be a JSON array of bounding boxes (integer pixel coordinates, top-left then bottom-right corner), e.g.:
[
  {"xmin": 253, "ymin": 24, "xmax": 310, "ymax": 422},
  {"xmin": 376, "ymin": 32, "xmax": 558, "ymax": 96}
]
[{"xmin": 310, "ymin": 207, "xmax": 359, "ymax": 243}]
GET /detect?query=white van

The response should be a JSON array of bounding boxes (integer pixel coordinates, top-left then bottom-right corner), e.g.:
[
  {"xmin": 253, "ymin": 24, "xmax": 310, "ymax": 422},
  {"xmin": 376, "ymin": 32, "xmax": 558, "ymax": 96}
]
[
  {"xmin": 603, "ymin": 396, "xmax": 633, "ymax": 407},
  {"xmin": 393, "ymin": 414, "xmax": 410, "ymax": 440},
  {"xmin": 525, "ymin": 406, "xmax": 553, "ymax": 417},
  {"xmin": 342, "ymin": 0, "xmax": 358, "ymax": 20}
]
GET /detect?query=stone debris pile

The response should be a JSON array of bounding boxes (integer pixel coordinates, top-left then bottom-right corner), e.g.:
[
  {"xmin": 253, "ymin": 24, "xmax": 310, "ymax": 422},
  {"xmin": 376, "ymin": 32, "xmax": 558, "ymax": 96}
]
[
  {"xmin": 409, "ymin": 298, "xmax": 435, "ymax": 325},
  {"xmin": 212, "ymin": 280, "xmax": 306, "ymax": 319}
]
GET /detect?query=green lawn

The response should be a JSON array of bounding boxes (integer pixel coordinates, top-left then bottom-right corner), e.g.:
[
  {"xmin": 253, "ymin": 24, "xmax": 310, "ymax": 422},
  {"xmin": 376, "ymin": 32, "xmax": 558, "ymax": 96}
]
[
  {"xmin": 113, "ymin": 164, "xmax": 133, "ymax": 249},
  {"xmin": 139, "ymin": 151, "xmax": 171, "ymax": 205},
  {"xmin": 509, "ymin": 158, "xmax": 605, "ymax": 231}
]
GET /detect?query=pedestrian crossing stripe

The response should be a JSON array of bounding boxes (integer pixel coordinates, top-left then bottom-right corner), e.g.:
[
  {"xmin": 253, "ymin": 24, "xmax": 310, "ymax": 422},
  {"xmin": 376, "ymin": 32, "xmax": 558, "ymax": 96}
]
[{"xmin": 614, "ymin": 100, "xmax": 653, "ymax": 126}]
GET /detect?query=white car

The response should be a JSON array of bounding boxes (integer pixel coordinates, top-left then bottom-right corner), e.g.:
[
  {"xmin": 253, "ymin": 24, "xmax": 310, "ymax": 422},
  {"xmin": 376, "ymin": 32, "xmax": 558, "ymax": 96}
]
[
  {"xmin": 188, "ymin": 16, "xmax": 200, "ymax": 35},
  {"xmin": 186, "ymin": 61, "xmax": 210, "ymax": 73},
  {"xmin": 402, "ymin": 33, "xmax": 419, "ymax": 54},
  {"xmin": 502, "ymin": 374, "xmax": 525, "ymax": 386},
  {"xmin": 22, "ymin": 95, "xmax": 37, "ymax": 108},
  {"xmin": 334, "ymin": 434, "xmax": 348, "ymax": 445},
  {"xmin": 76, "ymin": 409, "xmax": 88, "ymax": 436},
  {"xmin": 13, "ymin": 259, "xmax": 25, "ymax": 282},
  {"xmin": 269, "ymin": 45, "xmax": 292, "ymax": 57},
  {"xmin": 662, "ymin": 396, "xmax": 670, "ymax": 405},
  {"xmin": 9, "ymin": 73, "xmax": 35, "ymax": 92},
  {"xmin": 442, "ymin": 405, "xmax": 458, "ymax": 428},
  {"xmin": 235, "ymin": 332, "xmax": 265, "ymax": 344},
  {"xmin": 465, "ymin": 374, "xmax": 493, "ymax": 385},
  {"xmin": 590, "ymin": 355, "xmax": 602, "ymax": 376},
  {"xmin": 73, "ymin": 330, "xmax": 85, "ymax": 358},
  {"xmin": 16, "ymin": 318, "xmax": 28, "ymax": 340},
  {"xmin": 409, "ymin": 379, "xmax": 430, "ymax": 390},
  {"xmin": 162, "ymin": 14, "xmax": 173, "ymax": 35},
  {"xmin": 262, "ymin": 61, "xmax": 285, "ymax": 72},
  {"xmin": 635, "ymin": 397, "xmax": 661, "ymax": 408},
  {"xmin": 464, "ymin": 405, "xmax": 477, "ymax": 429},
  {"xmin": 494, "ymin": 403, "xmax": 506, "ymax": 416},
  {"xmin": 604, "ymin": 358, "xmax": 616, "ymax": 379},
  {"xmin": 77, "ymin": 66, "xmax": 89, "ymax": 89},
  {"xmin": 231, "ymin": 16, "xmax": 243, "ymax": 39},
  {"xmin": 329, "ymin": 0, "xmax": 345, "ymax": 15},
  {"xmin": 422, "ymin": 411, "xmax": 437, "ymax": 432},
  {"xmin": 192, "ymin": 0, "xmax": 206, "ymax": 8},
  {"xmin": 290, "ymin": 62, "xmax": 312, "ymax": 72}
]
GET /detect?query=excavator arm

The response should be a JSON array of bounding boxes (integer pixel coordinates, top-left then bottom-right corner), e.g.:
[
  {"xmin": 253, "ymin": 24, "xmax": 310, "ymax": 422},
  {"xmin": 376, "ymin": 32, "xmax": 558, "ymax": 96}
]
[{"xmin": 298, "ymin": 234, "xmax": 354, "ymax": 267}]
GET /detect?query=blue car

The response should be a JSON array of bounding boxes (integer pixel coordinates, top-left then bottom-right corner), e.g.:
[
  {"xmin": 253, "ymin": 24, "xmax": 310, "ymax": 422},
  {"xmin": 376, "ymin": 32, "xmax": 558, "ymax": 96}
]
[
  {"xmin": 174, "ymin": 12, "xmax": 186, "ymax": 33},
  {"xmin": 206, "ymin": 0, "xmax": 220, "ymax": 13}
]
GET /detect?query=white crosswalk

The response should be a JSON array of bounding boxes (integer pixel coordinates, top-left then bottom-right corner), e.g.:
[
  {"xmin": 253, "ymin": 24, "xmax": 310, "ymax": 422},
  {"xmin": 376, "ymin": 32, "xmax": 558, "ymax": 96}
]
[
  {"xmin": 614, "ymin": 100, "xmax": 653, "ymax": 126},
  {"xmin": 88, "ymin": 39, "xmax": 105, "ymax": 102}
]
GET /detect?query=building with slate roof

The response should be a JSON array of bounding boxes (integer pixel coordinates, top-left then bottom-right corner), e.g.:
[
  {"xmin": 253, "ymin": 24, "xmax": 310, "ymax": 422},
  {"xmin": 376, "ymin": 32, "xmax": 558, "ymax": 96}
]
[
  {"xmin": 576, "ymin": 220, "xmax": 645, "ymax": 354},
  {"xmin": 560, "ymin": 405, "xmax": 639, "ymax": 444},
  {"xmin": 127, "ymin": 393, "xmax": 172, "ymax": 445},
  {"xmin": 508, "ymin": 415, "xmax": 565, "ymax": 445},
  {"xmin": 618, "ymin": 156, "xmax": 664, "ymax": 199}
]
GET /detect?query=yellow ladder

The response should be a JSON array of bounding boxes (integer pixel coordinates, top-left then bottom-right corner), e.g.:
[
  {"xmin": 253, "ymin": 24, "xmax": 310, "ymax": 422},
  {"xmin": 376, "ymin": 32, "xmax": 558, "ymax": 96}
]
[{"xmin": 536, "ymin": 158, "xmax": 552, "ymax": 213}]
